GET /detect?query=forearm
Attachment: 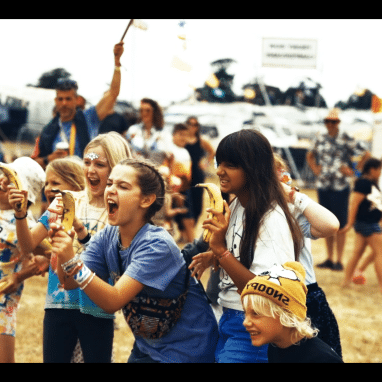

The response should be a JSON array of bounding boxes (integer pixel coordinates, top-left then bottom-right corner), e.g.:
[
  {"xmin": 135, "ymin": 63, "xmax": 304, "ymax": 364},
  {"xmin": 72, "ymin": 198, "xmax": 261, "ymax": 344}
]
[
  {"xmin": 95, "ymin": 42, "xmax": 123, "ymax": 120},
  {"xmin": 303, "ymin": 199, "xmax": 340, "ymax": 238},
  {"xmin": 16, "ymin": 220, "xmax": 44, "ymax": 254},
  {"xmin": 346, "ymin": 193, "xmax": 364, "ymax": 226}
]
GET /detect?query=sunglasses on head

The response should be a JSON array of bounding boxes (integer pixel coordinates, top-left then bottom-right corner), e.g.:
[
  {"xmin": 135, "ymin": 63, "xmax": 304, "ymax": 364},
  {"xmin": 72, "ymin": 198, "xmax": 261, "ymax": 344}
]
[{"xmin": 324, "ymin": 119, "xmax": 340, "ymax": 124}]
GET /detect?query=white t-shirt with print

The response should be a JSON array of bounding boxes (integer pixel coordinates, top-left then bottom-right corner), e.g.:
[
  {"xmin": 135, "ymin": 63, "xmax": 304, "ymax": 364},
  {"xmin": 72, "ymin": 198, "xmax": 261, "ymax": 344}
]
[{"xmin": 218, "ymin": 198, "xmax": 295, "ymax": 311}]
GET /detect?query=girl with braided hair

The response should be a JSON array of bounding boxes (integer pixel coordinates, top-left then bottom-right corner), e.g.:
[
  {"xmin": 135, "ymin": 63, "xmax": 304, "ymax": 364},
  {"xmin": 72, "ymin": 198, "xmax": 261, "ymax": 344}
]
[{"xmin": 51, "ymin": 158, "xmax": 218, "ymax": 363}]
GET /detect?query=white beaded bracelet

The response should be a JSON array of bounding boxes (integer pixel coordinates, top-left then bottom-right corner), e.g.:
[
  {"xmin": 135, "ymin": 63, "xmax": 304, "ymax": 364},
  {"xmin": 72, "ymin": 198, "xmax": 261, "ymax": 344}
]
[{"xmin": 293, "ymin": 192, "xmax": 312, "ymax": 214}]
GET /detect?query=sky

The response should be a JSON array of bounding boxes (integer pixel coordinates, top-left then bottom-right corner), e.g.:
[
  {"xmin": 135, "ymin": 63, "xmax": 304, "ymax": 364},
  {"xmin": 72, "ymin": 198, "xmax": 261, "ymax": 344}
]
[{"xmin": 1, "ymin": 19, "xmax": 382, "ymax": 109}]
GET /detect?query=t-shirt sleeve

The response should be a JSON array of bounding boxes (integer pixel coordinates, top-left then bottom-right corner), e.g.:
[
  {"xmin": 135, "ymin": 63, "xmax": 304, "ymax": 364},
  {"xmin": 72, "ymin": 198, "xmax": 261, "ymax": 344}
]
[
  {"xmin": 354, "ymin": 178, "xmax": 372, "ymax": 195},
  {"xmin": 81, "ymin": 229, "xmax": 110, "ymax": 281},
  {"xmin": 38, "ymin": 210, "xmax": 51, "ymax": 231},
  {"xmin": 125, "ymin": 233, "xmax": 184, "ymax": 291}
]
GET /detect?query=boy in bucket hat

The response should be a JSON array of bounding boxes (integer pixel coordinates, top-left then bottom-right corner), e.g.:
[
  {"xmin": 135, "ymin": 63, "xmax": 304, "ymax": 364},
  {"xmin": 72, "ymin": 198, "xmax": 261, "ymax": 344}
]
[{"xmin": 241, "ymin": 262, "xmax": 343, "ymax": 363}]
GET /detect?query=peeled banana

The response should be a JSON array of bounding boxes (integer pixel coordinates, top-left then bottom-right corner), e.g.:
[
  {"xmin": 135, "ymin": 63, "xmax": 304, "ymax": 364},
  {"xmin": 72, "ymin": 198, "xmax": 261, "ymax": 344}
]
[
  {"xmin": 196, "ymin": 183, "xmax": 224, "ymax": 242},
  {"xmin": 0, "ymin": 165, "xmax": 26, "ymax": 212},
  {"xmin": 61, "ymin": 191, "xmax": 75, "ymax": 232}
]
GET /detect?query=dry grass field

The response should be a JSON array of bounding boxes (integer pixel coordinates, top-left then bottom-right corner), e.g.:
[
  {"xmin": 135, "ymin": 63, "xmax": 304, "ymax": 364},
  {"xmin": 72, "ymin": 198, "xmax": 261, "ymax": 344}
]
[{"xmin": 12, "ymin": 188, "xmax": 382, "ymax": 363}]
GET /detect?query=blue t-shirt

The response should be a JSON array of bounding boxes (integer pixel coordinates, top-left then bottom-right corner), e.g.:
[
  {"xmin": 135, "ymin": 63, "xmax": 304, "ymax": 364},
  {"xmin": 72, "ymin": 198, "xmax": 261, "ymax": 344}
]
[
  {"xmin": 82, "ymin": 223, "xmax": 219, "ymax": 363},
  {"xmin": 39, "ymin": 211, "xmax": 114, "ymax": 320},
  {"xmin": 52, "ymin": 106, "xmax": 100, "ymax": 157}
]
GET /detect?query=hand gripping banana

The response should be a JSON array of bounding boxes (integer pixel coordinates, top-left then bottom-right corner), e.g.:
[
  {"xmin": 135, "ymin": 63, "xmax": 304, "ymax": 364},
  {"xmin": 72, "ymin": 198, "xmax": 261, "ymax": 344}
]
[
  {"xmin": 196, "ymin": 183, "xmax": 224, "ymax": 242},
  {"xmin": 49, "ymin": 190, "xmax": 75, "ymax": 274},
  {"xmin": 0, "ymin": 164, "xmax": 26, "ymax": 212}
]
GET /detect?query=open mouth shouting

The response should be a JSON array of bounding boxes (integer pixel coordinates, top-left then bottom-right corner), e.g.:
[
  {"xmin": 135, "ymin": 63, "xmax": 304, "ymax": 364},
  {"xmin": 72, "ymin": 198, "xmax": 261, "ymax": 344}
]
[{"xmin": 107, "ymin": 198, "xmax": 119, "ymax": 218}]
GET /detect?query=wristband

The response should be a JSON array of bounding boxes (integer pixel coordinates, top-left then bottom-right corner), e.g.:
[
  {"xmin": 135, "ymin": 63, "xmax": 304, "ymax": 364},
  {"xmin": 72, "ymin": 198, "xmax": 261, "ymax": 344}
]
[
  {"xmin": 61, "ymin": 254, "xmax": 81, "ymax": 275},
  {"xmin": 78, "ymin": 232, "xmax": 91, "ymax": 244},
  {"xmin": 14, "ymin": 212, "xmax": 28, "ymax": 220},
  {"xmin": 80, "ymin": 271, "xmax": 95, "ymax": 290},
  {"xmin": 217, "ymin": 250, "xmax": 232, "ymax": 261},
  {"xmin": 115, "ymin": 65, "xmax": 121, "ymax": 71},
  {"xmin": 73, "ymin": 263, "xmax": 92, "ymax": 285},
  {"xmin": 293, "ymin": 192, "xmax": 311, "ymax": 214}
]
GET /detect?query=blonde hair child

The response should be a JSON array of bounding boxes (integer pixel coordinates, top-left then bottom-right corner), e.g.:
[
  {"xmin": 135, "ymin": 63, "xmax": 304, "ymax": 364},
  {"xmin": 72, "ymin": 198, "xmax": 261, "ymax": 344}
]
[{"xmin": 241, "ymin": 262, "xmax": 343, "ymax": 363}]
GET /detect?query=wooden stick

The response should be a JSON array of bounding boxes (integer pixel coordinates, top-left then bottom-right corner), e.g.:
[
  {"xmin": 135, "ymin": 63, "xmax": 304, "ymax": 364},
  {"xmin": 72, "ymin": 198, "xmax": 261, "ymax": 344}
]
[{"xmin": 121, "ymin": 19, "xmax": 134, "ymax": 41}]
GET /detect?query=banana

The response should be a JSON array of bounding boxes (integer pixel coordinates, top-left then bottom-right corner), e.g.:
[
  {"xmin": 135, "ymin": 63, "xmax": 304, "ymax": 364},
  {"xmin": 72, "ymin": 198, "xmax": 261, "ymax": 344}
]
[
  {"xmin": 196, "ymin": 182, "xmax": 224, "ymax": 242},
  {"xmin": 60, "ymin": 191, "xmax": 76, "ymax": 232},
  {"xmin": 0, "ymin": 164, "xmax": 26, "ymax": 212}
]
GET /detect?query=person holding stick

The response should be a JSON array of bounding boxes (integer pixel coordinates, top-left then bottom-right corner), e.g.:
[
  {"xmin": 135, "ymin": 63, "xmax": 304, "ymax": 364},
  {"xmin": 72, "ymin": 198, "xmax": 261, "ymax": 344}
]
[{"xmin": 31, "ymin": 40, "xmax": 125, "ymax": 167}]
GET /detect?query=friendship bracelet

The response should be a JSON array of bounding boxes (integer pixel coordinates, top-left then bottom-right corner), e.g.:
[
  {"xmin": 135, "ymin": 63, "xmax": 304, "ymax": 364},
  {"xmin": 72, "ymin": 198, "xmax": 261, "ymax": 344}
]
[
  {"xmin": 73, "ymin": 264, "xmax": 92, "ymax": 285},
  {"xmin": 217, "ymin": 250, "xmax": 232, "ymax": 261},
  {"xmin": 80, "ymin": 272, "xmax": 96, "ymax": 290},
  {"xmin": 14, "ymin": 212, "xmax": 28, "ymax": 220},
  {"xmin": 61, "ymin": 254, "xmax": 81, "ymax": 275}
]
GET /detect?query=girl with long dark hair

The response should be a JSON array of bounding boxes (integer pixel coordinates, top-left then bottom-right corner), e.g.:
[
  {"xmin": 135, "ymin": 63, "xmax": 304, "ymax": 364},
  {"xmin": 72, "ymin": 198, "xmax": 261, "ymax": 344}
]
[{"xmin": 190, "ymin": 129, "xmax": 303, "ymax": 363}]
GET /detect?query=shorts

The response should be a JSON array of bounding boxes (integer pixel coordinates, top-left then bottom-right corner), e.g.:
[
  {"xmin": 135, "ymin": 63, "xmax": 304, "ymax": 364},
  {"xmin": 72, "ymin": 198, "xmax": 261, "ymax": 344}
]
[
  {"xmin": 215, "ymin": 308, "xmax": 268, "ymax": 363},
  {"xmin": 318, "ymin": 187, "xmax": 350, "ymax": 229},
  {"xmin": 354, "ymin": 221, "xmax": 382, "ymax": 237}
]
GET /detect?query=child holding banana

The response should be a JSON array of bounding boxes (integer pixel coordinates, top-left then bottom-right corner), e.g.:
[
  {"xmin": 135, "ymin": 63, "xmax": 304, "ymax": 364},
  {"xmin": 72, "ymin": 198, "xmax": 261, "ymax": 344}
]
[
  {"xmin": 50, "ymin": 158, "xmax": 218, "ymax": 363},
  {"xmin": 10, "ymin": 132, "xmax": 132, "ymax": 363},
  {"xmin": 189, "ymin": 129, "xmax": 303, "ymax": 363},
  {"xmin": 0, "ymin": 157, "xmax": 46, "ymax": 363}
]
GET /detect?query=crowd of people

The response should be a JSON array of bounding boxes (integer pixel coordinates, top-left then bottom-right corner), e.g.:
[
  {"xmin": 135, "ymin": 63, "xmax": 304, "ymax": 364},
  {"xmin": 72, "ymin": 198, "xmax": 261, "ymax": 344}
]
[{"xmin": 0, "ymin": 39, "xmax": 380, "ymax": 363}]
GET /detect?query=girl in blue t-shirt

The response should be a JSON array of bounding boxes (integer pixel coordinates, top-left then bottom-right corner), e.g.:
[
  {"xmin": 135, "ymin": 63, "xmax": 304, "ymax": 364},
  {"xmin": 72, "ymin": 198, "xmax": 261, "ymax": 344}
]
[{"xmin": 51, "ymin": 158, "xmax": 219, "ymax": 363}]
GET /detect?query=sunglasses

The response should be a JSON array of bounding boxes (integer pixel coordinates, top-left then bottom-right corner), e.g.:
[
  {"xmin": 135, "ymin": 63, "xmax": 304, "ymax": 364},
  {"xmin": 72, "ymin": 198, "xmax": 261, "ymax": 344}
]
[
  {"xmin": 324, "ymin": 119, "xmax": 340, "ymax": 124},
  {"xmin": 139, "ymin": 107, "xmax": 153, "ymax": 113}
]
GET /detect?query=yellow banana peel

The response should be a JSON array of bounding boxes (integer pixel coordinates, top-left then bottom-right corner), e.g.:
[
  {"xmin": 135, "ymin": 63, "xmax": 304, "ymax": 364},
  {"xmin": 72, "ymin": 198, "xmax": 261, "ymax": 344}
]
[
  {"xmin": 0, "ymin": 164, "xmax": 27, "ymax": 212},
  {"xmin": 196, "ymin": 183, "xmax": 224, "ymax": 242}
]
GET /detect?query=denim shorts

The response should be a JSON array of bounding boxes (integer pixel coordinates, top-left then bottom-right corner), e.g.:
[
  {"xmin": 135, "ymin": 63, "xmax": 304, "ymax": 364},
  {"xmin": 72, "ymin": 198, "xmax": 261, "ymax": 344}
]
[
  {"xmin": 215, "ymin": 308, "xmax": 268, "ymax": 363},
  {"xmin": 354, "ymin": 221, "xmax": 382, "ymax": 237}
]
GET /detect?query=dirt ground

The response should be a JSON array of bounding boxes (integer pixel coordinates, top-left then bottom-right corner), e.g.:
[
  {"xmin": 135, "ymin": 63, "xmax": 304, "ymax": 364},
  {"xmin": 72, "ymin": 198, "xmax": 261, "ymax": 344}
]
[{"xmin": 12, "ymin": 188, "xmax": 382, "ymax": 363}]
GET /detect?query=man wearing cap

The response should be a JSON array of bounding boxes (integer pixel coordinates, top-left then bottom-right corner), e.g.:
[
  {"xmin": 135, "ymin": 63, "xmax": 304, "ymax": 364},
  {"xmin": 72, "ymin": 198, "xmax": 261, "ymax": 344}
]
[
  {"xmin": 31, "ymin": 41, "xmax": 124, "ymax": 168},
  {"xmin": 306, "ymin": 108, "xmax": 371, "ymax": 271}
]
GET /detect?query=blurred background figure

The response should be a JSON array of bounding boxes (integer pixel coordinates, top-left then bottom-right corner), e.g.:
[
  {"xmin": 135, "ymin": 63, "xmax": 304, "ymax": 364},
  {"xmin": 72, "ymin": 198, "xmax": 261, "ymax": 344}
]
[
  {"xmin": 185, "ymin": 116, "xmax": 215, "ymax": 225},
  {"xmin": 306, "ymin": 108, "xmax": 371, "ymax": 271},
  {"xmin": 125, "ymin": 98, "xmax": 166, "ymax": 165}
]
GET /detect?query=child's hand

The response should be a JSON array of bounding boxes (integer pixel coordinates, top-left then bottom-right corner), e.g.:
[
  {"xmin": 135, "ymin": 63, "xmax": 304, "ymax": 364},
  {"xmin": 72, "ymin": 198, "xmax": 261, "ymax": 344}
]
[
  {"xmin": 8, "ymin": 186, "xmax": 28, "ymax": 215},
  {"xmin": 0, "ymin": 274, "xmax": 20, "ymax": 294},
  {"xmin": 202, "ymin": 200, "xmax": 231, "ymax": 256},
  {"xmin": 49, "ymin": 224, "xmax": 76, "ymax": 264},
  {"xmin": 32, "ymin": 256, "xmax": 50, "ymax": 276},
  {"xmin": 188, "ymin": 251, "xmax": 215, "ymax": 280}
]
